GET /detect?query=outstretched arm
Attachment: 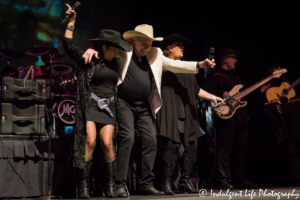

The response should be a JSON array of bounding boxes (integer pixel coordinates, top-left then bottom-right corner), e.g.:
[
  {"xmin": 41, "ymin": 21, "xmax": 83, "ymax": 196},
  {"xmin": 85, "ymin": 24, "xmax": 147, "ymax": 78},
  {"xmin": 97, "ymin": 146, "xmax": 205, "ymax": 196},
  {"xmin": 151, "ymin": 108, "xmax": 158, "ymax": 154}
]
[
  {"xmin": 64, "ymin": 3, "xmax": 76, "ymax": 39},
  {"xmin": 161, "ymin": 48, "xmax": 215, "ymax": 74},
  {"xmin": 198, "ymin": 88, "xmax": 224, "ymax": 105}
]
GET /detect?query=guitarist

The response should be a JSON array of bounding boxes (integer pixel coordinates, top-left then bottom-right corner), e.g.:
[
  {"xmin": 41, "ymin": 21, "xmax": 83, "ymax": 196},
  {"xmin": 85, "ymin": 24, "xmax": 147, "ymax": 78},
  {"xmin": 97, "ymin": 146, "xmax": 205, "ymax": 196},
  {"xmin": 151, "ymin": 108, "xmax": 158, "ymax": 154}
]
[
  {"xmin": 203, "ymin": 47, "xmax": 257, "ymax": 190},
  {"xmin": 260, "ymin": 65, "xmax": 290, "ymax": 98}
]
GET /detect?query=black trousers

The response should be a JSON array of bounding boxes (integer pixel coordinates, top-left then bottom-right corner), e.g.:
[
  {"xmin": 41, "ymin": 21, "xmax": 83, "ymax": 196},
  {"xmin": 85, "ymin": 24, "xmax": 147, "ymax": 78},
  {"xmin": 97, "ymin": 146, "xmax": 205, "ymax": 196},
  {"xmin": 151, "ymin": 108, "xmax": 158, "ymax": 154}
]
[
  {"xmin": 161, "ymin": 135, "xmax": 197, "ymax": 164},
  {"xmin": 216, "ymin": 122, "xmax": 247, "ymax": 183},
  {"xmin": 115, "ymin": 98, "xmax": 156, "ymax": 189}
]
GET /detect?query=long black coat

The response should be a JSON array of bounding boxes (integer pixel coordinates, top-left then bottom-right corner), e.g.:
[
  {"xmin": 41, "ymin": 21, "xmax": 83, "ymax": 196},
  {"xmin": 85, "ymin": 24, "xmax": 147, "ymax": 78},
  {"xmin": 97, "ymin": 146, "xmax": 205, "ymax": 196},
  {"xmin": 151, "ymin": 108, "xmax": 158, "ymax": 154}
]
[
  {"xmin": 63, "ymin": 38, "xmax": 123, "ymax": 169},
  {"xmin": 156, "ymin": 71, "xmax": 204, "ymax": 146}
]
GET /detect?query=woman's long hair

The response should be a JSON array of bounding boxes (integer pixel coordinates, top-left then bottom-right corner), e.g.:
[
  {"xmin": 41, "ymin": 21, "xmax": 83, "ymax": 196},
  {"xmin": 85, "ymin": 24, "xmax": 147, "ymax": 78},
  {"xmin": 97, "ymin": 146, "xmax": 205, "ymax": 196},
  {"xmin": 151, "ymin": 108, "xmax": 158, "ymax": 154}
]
[
  {"xmin": 93, "ymin": 43, "xmax": 122, "ymax": 76},
  {"xmin": 93, "ymin": 43, "xmax": 112, "ymax": 69},
  {"xmin": 162, "ymin": 48, "xmax": 172, "ymax": 58}
]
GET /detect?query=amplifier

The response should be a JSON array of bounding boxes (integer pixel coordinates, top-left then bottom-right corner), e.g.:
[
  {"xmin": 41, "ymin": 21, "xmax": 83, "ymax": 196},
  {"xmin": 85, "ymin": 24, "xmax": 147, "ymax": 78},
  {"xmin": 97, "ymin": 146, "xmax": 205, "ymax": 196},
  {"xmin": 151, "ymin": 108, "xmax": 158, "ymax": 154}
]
[
  {"xmin": 1, "ymin": 77, "xmax": 46, "ymax": 103},
  {"xmin": 0, "ymin": 103, "xmax": 45, "ymax": 135}
]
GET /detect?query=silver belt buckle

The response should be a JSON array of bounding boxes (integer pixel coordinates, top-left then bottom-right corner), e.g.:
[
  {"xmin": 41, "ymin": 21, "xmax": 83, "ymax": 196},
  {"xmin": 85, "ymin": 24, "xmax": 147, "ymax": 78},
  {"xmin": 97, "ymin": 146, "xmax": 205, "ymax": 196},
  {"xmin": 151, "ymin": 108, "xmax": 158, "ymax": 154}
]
[
  {"xmin": 98, "ymin": 99, "xmax": 106, "ymax": 109},
  {"xmin": 91, "ymin": 93, "xmax": 114, "ymax": 117}
]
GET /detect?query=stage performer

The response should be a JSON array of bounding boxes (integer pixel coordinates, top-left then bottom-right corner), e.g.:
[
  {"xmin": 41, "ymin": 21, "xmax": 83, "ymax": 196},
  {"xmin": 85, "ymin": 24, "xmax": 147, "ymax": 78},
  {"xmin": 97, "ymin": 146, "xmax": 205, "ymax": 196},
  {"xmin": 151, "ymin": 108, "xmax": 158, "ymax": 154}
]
[
  {"xmin": 83, "ymin": 24, "xmax": 215, "ymax": 197},
  {"xmin": 156, "ymin": 33, "xmax": 224, "ymax": 195},
  {"xmin": 203, "ymin": 47, "xmax": 257, "ymax": 190},
  {"xmin": 260, "ymin": 65, "xmax": 290, "ymax": 96},
  {"xmin": 63, "ymin": 4, "xmax": 130, "ymax": 198}
]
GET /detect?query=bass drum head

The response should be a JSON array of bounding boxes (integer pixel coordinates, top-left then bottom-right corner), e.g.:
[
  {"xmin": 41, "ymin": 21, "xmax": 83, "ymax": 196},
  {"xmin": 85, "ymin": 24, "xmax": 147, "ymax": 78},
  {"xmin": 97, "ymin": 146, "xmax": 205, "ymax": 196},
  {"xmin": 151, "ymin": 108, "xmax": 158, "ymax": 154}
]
[{"xmin": 52, "ymin": 99, "xmax": 76, "ymax": 124}]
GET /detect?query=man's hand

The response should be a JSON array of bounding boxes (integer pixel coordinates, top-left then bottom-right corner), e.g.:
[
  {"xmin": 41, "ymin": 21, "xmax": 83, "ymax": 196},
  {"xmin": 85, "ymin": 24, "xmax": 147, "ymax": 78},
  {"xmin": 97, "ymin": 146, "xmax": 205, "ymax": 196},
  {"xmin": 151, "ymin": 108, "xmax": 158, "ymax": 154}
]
[
  {"xmin": 199, "ymin": 58, "xmax": 216, "ymax": 69},
  {"xmin": 82, "ymin": 49, "xmax": 99, "ymax": 64},
  {"xmin": 260, "ymin": 83, "xmax": 270, "ymax": 94}
]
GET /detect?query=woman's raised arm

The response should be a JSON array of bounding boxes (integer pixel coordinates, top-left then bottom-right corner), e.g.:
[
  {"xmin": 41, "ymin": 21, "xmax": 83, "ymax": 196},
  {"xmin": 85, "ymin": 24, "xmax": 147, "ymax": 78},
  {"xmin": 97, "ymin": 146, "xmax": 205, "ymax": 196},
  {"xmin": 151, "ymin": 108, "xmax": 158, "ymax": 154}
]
[{"xmin": 64, "ymin": 3, "xmax": 76, "ymax": 39}]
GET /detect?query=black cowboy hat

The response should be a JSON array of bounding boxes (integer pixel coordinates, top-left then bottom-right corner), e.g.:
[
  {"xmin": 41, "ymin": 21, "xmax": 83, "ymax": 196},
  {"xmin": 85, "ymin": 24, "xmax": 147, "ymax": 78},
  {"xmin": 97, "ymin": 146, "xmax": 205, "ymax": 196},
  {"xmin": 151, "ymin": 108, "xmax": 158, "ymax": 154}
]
[
  {"xmin": 158, "ymin": 33, "xmax": 192, "ymax": 50},
  {"xmin": 86, "ymin": 29, "xmax": 130, "ymax": 52},
  {"xmin": 216, "ymin": 47, "xmax": 241, "ymax": 59}
]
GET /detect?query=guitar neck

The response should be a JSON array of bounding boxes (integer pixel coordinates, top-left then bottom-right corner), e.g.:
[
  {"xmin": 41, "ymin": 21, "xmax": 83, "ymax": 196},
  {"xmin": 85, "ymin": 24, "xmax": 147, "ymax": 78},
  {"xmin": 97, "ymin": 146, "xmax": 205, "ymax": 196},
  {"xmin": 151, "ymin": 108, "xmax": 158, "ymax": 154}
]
[
  {"xmin": 287, "ymin": 78, "xmax": 300, "ymax": 91},
  {"xmin": 234, "ymin": 75, "xmax": 274, "ymax": 100}
]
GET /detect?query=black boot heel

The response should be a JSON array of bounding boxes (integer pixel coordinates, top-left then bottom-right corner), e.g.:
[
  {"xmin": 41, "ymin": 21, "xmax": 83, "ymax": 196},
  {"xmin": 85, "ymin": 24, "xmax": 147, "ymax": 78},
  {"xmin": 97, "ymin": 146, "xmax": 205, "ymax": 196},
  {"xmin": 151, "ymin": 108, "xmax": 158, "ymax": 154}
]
[
  {"xmin": 79, "ymin": 158, "xmax": 93, "ymax": 199},
  {"xmin": 104, "ymin": 160, "xmax": 116, "ymax": 198},
  {"xmin": 161, "ymin": 157, "xmax": 176, "ymax": 195}
]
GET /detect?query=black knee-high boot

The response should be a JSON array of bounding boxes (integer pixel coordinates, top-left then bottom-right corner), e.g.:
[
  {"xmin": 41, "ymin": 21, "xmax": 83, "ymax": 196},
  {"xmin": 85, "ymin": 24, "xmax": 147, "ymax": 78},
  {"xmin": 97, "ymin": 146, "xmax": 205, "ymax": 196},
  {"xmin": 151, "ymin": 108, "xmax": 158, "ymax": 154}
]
[
  {"xmin": 178, "ymin": 158, "xmax": 198, "ymax": 193},
  {"xmin": 79, "ymin": 158, "xmax": 93, "ymax": 199},
  {"xmin": 161, "ymin": 157, "xmax": 176, "ymax": 195},
  {"xmin": 104, "ymin": 159, "xmax": 116, "ymax": 198}
]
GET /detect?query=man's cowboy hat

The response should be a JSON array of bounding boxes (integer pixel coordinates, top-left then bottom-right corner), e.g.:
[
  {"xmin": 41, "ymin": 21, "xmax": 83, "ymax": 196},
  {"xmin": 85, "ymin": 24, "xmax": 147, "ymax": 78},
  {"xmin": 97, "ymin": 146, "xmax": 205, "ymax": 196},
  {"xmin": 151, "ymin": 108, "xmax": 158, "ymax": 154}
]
[
  {"xmin": 123, "ymin": 24, "xmax": 163, "ymax": 42},
  {"xmin": 86, "ymin": 29, "xmax": 130, "ymax": 52},
  {"xmin": 216, "ymin": 47, "xmax": 241, "ymax": 59},
  {"xmin": 159, "ymin": 33, "xmax": 192, "ymax": 50}
]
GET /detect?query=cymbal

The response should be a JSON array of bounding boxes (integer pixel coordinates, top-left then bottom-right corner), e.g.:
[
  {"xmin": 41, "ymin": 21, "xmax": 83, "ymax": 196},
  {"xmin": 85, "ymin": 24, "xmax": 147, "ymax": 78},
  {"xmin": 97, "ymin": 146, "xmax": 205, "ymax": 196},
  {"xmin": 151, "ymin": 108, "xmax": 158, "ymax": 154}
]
[
  {"xmin": 0, "ymin": 49, "xmax": 22, "ymax": 59},
  {"xmin": 22, "ymin": 47, "xmax": 50, "ymax": 56},
  {"xmin": 45, "ymin": 62, "xmax": 75, "ymax": 75}
]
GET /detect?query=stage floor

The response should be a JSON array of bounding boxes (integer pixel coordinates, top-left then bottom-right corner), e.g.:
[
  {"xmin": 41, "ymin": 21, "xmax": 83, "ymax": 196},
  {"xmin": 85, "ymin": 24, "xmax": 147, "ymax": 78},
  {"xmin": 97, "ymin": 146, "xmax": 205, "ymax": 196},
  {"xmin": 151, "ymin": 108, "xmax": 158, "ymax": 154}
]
[
  {"xmin": 5, "ymin": 187, "xmax": 300, "ymax": 199},
  {"xmin": 61, "ymin": 187, "xmax": 300, "ymax": 200}
]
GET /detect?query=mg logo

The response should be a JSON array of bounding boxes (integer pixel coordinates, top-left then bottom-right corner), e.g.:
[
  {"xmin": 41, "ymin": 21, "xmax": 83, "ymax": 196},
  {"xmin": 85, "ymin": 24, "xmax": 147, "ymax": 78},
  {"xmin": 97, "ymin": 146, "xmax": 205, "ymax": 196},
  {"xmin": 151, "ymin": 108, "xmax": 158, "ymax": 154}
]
[
  {"xmin": 58, "ymin": 100, "xmax": 76, "ymax": 124},
  {"xmin": 62, "ymin": 103, "xmax": 76, "ymax": 115}
]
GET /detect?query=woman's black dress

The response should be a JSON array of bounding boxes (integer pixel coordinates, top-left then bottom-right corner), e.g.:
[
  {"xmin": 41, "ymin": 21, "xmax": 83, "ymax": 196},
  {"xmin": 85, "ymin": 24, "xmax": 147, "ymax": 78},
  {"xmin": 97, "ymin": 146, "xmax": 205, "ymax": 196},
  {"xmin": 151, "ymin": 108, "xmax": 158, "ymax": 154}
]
[
  {"xmin": 156, "ymin": 71, "xmax": 204, "ymax": 146},
  {"xmin": 87, "ymin": 60, "xmax": 118, "ymax": 126},
  {"xmin": 63, "ymin": 37, "xmax": 122, "ymax": 169}
]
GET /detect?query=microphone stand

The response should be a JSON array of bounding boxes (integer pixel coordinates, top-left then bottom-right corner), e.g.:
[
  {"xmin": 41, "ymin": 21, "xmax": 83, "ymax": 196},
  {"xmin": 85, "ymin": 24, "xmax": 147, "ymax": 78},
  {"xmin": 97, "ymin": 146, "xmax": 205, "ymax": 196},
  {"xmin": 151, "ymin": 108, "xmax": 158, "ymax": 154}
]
[{"xmin": 38, "ymin": 53, "xmax": 62, "ymax": 200}]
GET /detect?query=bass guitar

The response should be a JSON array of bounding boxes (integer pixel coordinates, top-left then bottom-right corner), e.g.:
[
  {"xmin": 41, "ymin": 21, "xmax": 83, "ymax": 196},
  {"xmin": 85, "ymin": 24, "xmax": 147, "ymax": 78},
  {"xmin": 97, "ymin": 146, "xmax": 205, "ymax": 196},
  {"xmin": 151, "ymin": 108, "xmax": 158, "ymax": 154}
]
[{"xmin": 211, "ymin": 69, "xmax": 287, "ymax": 119}]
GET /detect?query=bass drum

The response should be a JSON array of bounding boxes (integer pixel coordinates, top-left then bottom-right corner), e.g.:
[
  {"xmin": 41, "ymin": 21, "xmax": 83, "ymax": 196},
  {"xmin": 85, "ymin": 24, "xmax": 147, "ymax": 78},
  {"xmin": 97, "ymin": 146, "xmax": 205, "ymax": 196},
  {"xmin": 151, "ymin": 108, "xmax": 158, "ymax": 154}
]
[{"xmin": 52, "ymin": 99, "xmax": 76, "ymax": 136}]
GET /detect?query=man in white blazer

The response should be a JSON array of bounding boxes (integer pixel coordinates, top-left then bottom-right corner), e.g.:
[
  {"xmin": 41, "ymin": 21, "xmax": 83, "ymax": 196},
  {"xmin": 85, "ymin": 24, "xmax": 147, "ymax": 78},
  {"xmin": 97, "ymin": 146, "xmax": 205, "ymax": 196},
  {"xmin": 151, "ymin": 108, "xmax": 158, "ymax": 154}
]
[{"xmin": 82, "ymin": 24, "xmax": 215, "ymax": 197}]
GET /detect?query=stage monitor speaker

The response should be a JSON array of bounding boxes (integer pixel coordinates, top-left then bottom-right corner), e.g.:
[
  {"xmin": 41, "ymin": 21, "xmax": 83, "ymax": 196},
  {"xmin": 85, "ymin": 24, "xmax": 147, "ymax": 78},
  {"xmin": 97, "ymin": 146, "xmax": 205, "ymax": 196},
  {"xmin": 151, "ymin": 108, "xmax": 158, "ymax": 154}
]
[
  {"xmin": 1, "ymin": 77, "xmax": 46, "ymax": 103},
  {"xmin": 0, "ymin": 103, "xmax": 45, "ymax": 135}
]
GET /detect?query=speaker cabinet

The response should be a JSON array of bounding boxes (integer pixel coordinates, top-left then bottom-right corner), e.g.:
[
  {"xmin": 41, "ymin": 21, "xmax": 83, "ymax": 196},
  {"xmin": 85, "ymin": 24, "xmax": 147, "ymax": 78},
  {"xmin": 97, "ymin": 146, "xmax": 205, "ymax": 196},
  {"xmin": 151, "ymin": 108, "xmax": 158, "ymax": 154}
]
[
  {"xmin": 0, "ymin": 103, "xmax": 45, "ymax": 135},
  {"xmin": 2, "ymin": 77, "xmax": 46, "ymax": 103}
]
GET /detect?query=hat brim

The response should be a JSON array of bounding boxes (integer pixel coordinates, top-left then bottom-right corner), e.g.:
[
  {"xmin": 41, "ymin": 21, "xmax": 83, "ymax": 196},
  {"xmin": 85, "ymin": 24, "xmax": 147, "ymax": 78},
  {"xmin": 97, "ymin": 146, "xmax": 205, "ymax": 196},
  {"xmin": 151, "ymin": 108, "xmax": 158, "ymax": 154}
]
[
  {"xmin": 159, "ymin": 35, "xmax": 192, "ymax": 50},
  {"xmin": 85, "ymin": 38, "xmax": 130, "ymax": 52},
  {"xmin": 123, "ymin": 31, "xmax": 163, "ymax": 42},
  {"xmin": 216, "ymin": 50, "xmax": 241, "ymax": 59}
]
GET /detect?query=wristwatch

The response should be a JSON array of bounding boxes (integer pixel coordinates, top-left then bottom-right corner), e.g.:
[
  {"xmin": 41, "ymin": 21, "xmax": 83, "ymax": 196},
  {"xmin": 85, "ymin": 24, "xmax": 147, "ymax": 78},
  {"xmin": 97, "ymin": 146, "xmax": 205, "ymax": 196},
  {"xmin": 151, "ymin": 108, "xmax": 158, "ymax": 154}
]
[{"xmin": 66, "ymin": 25, "xmax": 75, "ymax": 31}]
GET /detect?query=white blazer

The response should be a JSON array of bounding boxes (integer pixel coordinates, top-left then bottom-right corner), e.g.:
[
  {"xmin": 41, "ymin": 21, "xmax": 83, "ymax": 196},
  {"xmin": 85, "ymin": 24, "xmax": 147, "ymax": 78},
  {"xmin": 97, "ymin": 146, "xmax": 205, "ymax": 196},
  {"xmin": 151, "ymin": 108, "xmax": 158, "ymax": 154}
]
[{"xmin": 118, "ymin": 46, "xmax": 198, "ymax": 118}]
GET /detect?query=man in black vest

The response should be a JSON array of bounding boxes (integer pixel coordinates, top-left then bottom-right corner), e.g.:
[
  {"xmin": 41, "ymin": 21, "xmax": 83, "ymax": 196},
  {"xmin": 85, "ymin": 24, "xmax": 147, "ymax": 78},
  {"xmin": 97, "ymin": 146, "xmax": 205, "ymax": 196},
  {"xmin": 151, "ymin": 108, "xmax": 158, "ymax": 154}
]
[{"xmin": 203, "ymin": 47, "xmax": 257, "ymax": 190}]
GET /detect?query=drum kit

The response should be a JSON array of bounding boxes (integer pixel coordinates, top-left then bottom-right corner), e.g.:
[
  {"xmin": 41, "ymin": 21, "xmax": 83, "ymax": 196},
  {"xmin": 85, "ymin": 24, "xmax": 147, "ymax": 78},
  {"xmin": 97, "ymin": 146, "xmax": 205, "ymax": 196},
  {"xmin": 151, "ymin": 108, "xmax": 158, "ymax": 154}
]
[{"xmin": 0, "ymin": 47, "xmax": 77, "ymax": 134}]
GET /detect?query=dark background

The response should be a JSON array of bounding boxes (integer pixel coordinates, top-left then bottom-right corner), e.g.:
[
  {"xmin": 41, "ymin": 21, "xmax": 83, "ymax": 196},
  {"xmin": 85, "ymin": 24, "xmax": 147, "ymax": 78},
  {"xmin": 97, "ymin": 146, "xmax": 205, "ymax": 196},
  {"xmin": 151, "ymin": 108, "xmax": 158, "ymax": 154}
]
[
  {"xmin": 1, "ymin": 0, "xmax": 299, "ymax": 103},
  {"xmin": 1, "ymin": 0, "xmax": 300, "ymax": 187}
]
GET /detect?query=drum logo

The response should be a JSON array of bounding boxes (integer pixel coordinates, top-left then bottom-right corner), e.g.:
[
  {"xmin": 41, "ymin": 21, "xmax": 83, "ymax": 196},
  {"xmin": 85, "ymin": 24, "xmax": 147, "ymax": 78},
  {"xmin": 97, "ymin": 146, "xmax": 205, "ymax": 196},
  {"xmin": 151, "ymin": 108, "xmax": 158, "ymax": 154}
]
[
  {"xmin": 62, "ymin": 103, "xmax": 75, "ymax": 115},
  {"xmin": 58, "ymin": 100, "xmax": 76, "ymax": 124}
]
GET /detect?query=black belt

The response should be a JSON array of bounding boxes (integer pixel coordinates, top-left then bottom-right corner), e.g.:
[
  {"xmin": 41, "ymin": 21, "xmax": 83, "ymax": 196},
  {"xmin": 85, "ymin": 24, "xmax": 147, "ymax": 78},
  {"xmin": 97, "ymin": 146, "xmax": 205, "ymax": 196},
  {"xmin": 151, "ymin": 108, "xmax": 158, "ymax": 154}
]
[{"xmin": 118, "ymin": 95, "xmax": 146, "ymax": 106}]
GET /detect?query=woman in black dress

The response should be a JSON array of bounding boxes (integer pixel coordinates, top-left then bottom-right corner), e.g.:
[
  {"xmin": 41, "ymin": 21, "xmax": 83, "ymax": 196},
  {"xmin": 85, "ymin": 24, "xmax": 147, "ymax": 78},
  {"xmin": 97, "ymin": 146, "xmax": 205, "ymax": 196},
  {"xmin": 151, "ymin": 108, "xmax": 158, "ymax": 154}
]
[
  {"xmin": 63, "ymin": 4, "xmax": 130, "ymax": 198},
  {"xmin": 156, "ymin": 34, "xmax": 223, "ymax": 195}
]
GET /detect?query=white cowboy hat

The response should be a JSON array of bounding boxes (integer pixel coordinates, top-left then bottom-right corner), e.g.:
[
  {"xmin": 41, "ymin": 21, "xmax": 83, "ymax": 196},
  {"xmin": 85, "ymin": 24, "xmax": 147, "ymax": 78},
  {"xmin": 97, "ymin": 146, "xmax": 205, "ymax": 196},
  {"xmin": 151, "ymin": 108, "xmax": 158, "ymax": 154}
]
[{"xmin": 123, "ymin": 24, "xmax": 163, "ymax": 42}]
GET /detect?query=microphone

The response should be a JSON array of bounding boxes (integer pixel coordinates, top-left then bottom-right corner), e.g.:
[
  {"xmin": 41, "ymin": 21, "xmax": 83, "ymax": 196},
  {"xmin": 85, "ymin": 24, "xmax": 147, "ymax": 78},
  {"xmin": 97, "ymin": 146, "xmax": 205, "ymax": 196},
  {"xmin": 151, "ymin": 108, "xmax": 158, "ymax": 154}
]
[
  {"xmin": 212, "ymin": 95, "xmax": 231, "ymax": 109},
  {"xmin": 60, "ymin": 1, "xmax": 81, "ymax": 26},
  {"xmin": 207, "ymin": 47, "xmax": 215, "ymax": 72}
]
